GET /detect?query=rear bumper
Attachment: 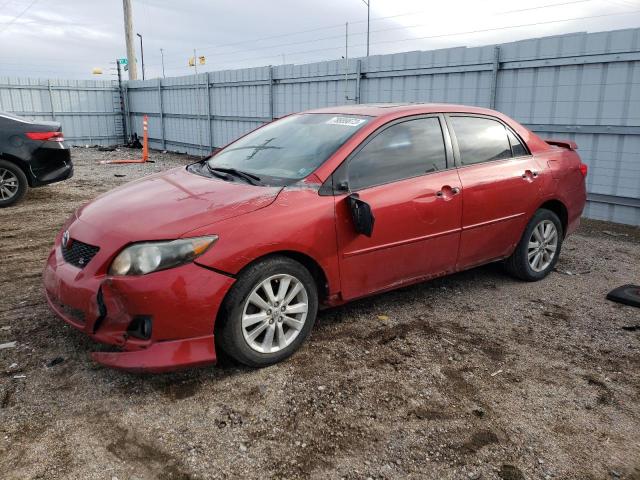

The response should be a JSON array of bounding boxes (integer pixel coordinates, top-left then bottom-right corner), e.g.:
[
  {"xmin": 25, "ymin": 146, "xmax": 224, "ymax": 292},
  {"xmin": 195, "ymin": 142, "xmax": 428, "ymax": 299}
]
[
  {"xmin": 566, "ymin": 185, "xmax": 587, "ymax": 237},
  {"xmin": 43, "ymin": 245, "xmax": 235, "ymax": 372},
  {"xmin": 33, "ymin": 161, "xmax": 73, "ymax": 186},
  {"xmin": 30, "ymin": 147, "xmax": 73, "ymax": 187}
]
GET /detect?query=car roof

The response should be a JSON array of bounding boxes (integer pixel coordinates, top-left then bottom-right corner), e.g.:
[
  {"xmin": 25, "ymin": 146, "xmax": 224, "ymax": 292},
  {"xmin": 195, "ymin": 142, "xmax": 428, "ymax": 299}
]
[{"xmin": 305, "ymin": 103, "xmax": 502, "ymax": 117}]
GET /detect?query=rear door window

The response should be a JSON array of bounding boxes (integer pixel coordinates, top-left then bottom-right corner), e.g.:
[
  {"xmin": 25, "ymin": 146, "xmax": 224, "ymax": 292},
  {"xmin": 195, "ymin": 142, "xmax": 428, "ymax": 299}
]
[
  {"xmin": 347, "ymin": 117, "xmax": 447, "ymax": 191},
  {"xmin": 450, "ymin": 116, "xmax": 512, "ymax": 166}
]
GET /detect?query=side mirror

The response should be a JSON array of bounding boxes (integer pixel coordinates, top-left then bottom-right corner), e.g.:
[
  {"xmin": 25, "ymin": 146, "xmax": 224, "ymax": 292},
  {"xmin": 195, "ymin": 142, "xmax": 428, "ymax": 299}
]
[{"xmin": 347, "ymin": 193, "xmax": 375, "ymax": 237}]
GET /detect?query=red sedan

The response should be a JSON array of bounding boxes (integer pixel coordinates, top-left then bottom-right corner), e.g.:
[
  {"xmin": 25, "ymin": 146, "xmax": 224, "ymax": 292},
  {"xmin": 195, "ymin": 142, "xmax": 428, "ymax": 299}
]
[{"xmin": 43, "ymin": 104, "xmax": 587, "ymax": 372}]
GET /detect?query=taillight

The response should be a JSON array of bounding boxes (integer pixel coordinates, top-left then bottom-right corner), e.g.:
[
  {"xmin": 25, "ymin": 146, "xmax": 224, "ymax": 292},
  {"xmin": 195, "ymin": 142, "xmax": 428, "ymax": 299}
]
[
  {"xmin": 579, "ymin": 163, "xmax": 588, "ymax": 177},
  {"xmin": 25, "ymin": 131, "xmax": 64, "ymax": 142}
]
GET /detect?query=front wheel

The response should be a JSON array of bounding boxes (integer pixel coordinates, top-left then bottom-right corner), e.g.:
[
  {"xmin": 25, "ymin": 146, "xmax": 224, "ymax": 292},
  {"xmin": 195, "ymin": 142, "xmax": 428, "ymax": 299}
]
[
  {"xmin": 505, "ymin": 209, "xmax": 563, "ymax": 281},
  {"xmin": 217, "ymin": 256, "xmax": 318, "ymax": 367}
]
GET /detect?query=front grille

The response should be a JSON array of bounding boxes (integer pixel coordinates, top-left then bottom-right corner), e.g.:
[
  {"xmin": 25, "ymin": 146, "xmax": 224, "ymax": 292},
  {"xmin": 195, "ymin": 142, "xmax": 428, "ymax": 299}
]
[{"xmin": 62, "ymin": 239, "xmax": 99, "ymax": 269}]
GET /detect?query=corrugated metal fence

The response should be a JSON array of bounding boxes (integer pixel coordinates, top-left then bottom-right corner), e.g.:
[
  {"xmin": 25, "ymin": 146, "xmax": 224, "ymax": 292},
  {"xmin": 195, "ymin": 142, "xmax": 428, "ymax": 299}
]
[
  {"xmin": 0, "ymin": 77, "xmax": 124, "ymax": 145},
  {"xmin": 125, "ymin": 28, "xmax": 640, "ymax": 225},
  {"xmin": 1, "ymin": 28, "xmax": 639, "ymax": 225}
]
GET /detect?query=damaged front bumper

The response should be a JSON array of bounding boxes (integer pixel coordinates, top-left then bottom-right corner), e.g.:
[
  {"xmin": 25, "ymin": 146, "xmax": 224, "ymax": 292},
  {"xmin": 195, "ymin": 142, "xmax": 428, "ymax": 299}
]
[{"xmin": 43, "ymin": 239, "xmax": 235, "ymax": 373}]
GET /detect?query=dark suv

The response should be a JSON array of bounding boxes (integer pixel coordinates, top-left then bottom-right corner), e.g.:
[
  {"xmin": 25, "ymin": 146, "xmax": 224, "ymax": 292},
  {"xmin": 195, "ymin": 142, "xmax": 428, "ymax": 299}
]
[{"xmin": 0, "ymin": 111, "xmax": 73, "ymax": 207}]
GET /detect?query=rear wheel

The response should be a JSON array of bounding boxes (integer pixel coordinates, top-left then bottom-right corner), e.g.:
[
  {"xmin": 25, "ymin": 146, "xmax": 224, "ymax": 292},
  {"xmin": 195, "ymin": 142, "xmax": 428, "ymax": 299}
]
[
  {"xmin": 217, "ymin": 256, "xmax": 318, "ymax": 367},
  {"xmin": 0, "ymin": 160, "xmax": 28, "ymax": 208},
  {"xmin": 505, "ymin": 208, "xmax": 563, "ymax": 281}
]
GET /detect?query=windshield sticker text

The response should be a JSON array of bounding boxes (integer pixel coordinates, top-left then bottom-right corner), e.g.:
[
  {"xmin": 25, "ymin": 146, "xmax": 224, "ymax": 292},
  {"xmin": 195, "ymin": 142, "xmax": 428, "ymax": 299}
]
[{"xmin": 326, "ymin": 116, "xmax": 366, "ymax": 127}]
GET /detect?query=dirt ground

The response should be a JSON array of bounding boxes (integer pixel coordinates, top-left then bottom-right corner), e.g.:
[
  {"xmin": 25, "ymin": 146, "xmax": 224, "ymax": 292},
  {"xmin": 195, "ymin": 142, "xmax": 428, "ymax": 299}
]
[{"xmin": 1, "ymin": 147, "xmax": 639, "ymax": 480}]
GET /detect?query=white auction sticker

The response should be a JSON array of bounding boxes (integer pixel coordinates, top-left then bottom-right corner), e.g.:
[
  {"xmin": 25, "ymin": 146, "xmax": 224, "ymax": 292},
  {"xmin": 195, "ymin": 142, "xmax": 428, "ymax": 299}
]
[{"xmin": 326, "ymin": 116, "xmax": 366, "ymax": 127}]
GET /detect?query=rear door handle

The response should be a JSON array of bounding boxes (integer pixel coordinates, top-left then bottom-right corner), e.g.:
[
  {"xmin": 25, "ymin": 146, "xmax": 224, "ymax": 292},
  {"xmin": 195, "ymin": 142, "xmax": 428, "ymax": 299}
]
[{"xmin": 522, "ymin": 170, "xmax": 539, "ymax": 180}]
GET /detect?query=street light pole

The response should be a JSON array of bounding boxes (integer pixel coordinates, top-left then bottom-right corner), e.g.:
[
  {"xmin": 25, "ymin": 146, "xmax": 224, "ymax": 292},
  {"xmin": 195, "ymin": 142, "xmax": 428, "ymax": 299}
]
[
  {"xmin": 136, "ymin": 32, "xmax": 145, "ymax": 80},
  {"xmin": 361, "ymin": 0, "xmax": 370, "ymax": 56},
  {"xmin": 160, "ymin": 48, "xmax": 165, "ymax": 78}
]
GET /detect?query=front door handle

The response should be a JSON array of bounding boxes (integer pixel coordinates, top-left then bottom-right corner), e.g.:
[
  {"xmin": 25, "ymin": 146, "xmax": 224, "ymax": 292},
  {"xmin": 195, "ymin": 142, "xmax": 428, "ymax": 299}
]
[
  {"xmin": 436, "ymin": 185, "xmax": 461, "ymax": 199},
  {"xmin": 522, "ymin": 170, "xmax": 538, "ymax": 180}
]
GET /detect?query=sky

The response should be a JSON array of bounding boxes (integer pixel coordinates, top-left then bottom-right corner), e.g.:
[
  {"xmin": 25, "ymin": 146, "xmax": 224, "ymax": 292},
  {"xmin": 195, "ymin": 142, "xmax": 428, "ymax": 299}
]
[{"xmin": 0, "ymin": 0, "xmax": 639, "ymax": 80}]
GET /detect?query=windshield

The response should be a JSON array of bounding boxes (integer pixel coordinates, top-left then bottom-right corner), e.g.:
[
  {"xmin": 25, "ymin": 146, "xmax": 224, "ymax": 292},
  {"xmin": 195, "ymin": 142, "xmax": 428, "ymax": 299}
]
[{"xmin": 206, "ymin": 113, "xmax": 370, "ymax": 183}]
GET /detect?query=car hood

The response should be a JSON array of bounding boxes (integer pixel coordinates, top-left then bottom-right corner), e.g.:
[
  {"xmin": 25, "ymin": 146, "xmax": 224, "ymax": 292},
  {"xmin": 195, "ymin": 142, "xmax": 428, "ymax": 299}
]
[{"xmin": 77, "ymin": 166, "xmax": 282, "ymax": 240}]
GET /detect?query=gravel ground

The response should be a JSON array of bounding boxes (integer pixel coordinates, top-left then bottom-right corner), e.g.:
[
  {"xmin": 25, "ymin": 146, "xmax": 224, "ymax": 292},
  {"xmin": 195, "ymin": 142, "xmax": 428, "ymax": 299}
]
[{"xmin": 1, "ymin": 147, "xmax": 639, "ymax": 480}]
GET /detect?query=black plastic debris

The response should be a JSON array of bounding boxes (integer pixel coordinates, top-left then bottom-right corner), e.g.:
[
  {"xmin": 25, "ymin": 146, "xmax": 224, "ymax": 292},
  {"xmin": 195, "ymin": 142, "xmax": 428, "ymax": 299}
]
[
  {"xmin": 47, "ymin": 357, "xmax": 65, "ymax": 368},
  {"xmin": 127, "ymin": 133, "xmax": 143, "ymax": 149},
  {"xmin": 606, "ymin": 284, "xmax": 640, "ymax": 308}
]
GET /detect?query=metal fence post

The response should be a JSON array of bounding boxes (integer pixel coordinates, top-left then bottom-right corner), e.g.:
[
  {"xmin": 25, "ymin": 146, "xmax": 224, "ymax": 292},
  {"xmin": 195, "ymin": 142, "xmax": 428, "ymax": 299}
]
[
  {"xmin": 198, "ymin": 74, "xmax": 204, "ymax": 155},
  {"xmin": 124, "ymin": 83, "xmax": 132, "ymax": 140},
  {"xmin": 158, "ymin": 79, "xmax": 166, "ymax": 149},
  {"xmin": 206, "ymin": 73, "xmax": 213, "ymax": 150},
  {"xmin": 269, "ymin": 66, "xmax": 275, "ymax": 120},
  {"xmin": 490, "ymin": 46, "xmax": 501, "ymax": 109},
  {"xmin": 47, "ymin": 79, "xmax": 56, "ymax": 121},
  {"xmin": 356, "ymin": 59, "xmax": 362, "ymax": 104}
]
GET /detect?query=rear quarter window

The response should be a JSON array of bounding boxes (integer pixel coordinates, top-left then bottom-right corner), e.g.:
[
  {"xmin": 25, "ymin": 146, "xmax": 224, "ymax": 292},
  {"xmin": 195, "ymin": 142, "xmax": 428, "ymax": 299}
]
[{"xmin": 507, "ymin": 130, "xmax": 529, "ymax": 157}]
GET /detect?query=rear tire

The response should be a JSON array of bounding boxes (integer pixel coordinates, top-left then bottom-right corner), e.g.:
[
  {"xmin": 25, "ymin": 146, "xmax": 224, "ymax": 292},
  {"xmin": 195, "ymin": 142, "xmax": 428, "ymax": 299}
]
[
  {"xmin": 216, "ymin": 256, "xmax": 318, "ymax": 367},
  {"xmin": 505, "ymin": 208, "xmax": 563, "ymax": 281},
  {"xmin": 0, "ymin": 160, "xmax": 28, "ymax": 208}
]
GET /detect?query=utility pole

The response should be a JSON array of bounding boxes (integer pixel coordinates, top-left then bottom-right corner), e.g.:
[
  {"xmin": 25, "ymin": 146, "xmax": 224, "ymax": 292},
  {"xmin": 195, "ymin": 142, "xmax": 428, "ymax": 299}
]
[
  {"xmin": 366, "ymin": 0, "xmax": 370, "ymax": 56},
  {"xmin": 193, "ymin": 49, "xmax": 198, "ymax": 74},
  {"xmin": 160, "ymin": 48, "xmax": 165, "ymax": 78},
  {"xmin": 122, "ymin": 0, "xmax": 137, "ymax": 80},
  {"xmin": 137, "ymin": 33, "xmax": 145, "ymax": 80},
  {"xmin": 361, "ymin": 0, "xmax": 370, "ymax": 56}
]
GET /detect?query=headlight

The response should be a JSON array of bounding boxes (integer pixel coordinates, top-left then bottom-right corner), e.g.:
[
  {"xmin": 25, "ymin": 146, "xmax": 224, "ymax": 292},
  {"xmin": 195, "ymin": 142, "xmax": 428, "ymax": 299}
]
[{"xmin": 109, "ymin": 236, "xmax": 218, "ymax": 276}]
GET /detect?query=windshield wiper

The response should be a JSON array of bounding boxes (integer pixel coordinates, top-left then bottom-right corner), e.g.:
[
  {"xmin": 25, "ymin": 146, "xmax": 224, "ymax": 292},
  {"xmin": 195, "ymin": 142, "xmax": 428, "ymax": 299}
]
[
  {"xmin": 208, "ymin": 166, "xmax": 263, "ymax": 186},
  {"xmin": 204, "ymin": 163, "xmax": 233, "ymax": 182}
]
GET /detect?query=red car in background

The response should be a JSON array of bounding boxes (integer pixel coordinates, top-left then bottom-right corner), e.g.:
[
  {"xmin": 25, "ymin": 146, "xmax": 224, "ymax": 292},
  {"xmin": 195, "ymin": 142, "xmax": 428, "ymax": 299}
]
[{"xmin": 43, "ymin": 104, "xmax": 587, "ymax": 372}]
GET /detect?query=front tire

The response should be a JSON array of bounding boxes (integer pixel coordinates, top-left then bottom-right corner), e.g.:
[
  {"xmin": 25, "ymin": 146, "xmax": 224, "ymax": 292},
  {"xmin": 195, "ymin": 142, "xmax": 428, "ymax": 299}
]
[
  {"xmin": 217, "ymin": 256, "xmax": 318, "ymax": 367},
  {"xmin": 0, "ymin": 160, "xmax": 28, "ymax": 208},
  {"xmin": 505, "ymin": 208, "xmax": 563, "ymax": 281}
]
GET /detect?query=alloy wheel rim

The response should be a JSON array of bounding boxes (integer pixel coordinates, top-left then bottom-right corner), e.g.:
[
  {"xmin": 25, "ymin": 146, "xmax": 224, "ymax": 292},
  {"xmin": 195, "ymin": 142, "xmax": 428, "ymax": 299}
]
[
  {"xmin": 0, "ymin": 168, "xmax": 19, "ymax": 200},
  {"xmin": 241, "ymin": 274, "xmax": 309, "ymax": 354},
  {"xmin": 527, "ymin": 220, "xmax": 558, "ymax": 272}
]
